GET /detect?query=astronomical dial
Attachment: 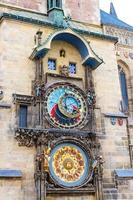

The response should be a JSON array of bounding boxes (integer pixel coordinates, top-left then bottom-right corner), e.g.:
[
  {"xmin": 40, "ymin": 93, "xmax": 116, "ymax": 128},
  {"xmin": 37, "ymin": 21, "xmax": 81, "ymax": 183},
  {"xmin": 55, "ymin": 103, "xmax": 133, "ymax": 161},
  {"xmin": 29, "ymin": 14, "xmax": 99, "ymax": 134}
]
[{"xmin": 44, "ymin": 83, "xmax": 88, "ymax": 129}]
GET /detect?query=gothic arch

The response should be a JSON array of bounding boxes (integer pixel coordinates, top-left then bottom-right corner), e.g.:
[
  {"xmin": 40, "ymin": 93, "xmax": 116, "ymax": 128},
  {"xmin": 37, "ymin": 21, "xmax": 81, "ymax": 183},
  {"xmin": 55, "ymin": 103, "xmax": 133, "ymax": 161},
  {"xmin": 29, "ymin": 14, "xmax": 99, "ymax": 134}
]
[
  {"xmin": 117, "ymin": 59, "xmax": 132, "ymax": 114},
  {"xmin": 117, "ymin": 59, "xmax": 130, "ymax": 75}
]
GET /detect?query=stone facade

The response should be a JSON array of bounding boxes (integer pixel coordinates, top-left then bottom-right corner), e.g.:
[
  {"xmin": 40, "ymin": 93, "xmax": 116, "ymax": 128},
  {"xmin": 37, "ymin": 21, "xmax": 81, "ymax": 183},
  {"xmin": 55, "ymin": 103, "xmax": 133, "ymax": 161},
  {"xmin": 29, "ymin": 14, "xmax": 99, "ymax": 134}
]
[{"xmin": 0, "ymin": 1, "xmax": 133, "ymax": 200}]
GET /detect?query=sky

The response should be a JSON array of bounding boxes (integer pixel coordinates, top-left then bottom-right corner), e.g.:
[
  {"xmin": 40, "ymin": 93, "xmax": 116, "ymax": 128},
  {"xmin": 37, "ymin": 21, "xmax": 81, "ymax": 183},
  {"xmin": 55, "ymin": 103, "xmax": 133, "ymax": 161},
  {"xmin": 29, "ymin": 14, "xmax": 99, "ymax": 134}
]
[{"xmin": 99, "ymin": 0, "xmax": 133, "ymax": 26}]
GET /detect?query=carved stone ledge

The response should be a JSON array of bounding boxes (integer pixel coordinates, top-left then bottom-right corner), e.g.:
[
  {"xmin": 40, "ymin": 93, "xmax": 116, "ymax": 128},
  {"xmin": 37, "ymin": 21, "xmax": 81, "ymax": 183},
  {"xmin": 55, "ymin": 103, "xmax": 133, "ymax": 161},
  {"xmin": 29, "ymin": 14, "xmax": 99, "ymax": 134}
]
[
  {"xmin": 0, "ymin": 103, "xmax": 11, "ymax": 109},
  {"xmin": 47, "ymin": 184, "xmax": 95, "ymax": 194},
  {"xmin": 13, "ymin": 93, "xmax": 34, "ymax": 105},
  {"xmin": 15, "ymin": 127, "xmax": 97, "ymax": 147}
]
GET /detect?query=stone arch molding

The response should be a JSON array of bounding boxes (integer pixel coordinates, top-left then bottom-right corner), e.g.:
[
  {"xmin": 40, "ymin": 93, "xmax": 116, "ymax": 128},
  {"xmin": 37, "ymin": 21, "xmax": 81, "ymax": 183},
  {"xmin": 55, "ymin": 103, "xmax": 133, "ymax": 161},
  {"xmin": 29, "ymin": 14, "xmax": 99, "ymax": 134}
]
[
  {"xmin": 117, "ymin": 59, "xmax": 131, "ymax": 75},
  {"xmin": 117, "ymin": 59, "xmax": 132, "ymax": 114},
  {"xmin": 30, "ymin": 29, "xmax": 103, "ymax": 69}
]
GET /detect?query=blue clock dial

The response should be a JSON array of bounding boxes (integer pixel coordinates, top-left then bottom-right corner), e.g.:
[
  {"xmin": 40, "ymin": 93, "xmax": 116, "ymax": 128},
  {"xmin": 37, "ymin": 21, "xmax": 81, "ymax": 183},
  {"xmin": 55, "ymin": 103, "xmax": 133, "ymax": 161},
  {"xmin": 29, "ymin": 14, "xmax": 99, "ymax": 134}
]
[{"xmin": 44, "ymin": 83, "xmax": 88, "ymax": 129}]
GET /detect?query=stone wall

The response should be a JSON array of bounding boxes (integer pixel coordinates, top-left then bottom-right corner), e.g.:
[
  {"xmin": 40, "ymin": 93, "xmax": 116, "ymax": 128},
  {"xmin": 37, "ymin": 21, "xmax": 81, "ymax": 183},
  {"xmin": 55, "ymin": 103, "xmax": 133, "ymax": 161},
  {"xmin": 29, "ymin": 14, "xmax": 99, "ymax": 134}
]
[
  {"xmin": 0, "ymin": 0, "xmax": 100, "ymax": 25},
  {"xmin": 0, "ymin": 0, "xmax": 47, "ymax": 13},
  {"xmin": 64, "ymin": 0, "xmax": 100, "ymax": 25},
  {"xmin": 104, "ymin": 178, "xmax": 133, "ymax": 200},
  {"xmin": 0, "ymin": 179, "xmax": 23, "ymax": 200}
]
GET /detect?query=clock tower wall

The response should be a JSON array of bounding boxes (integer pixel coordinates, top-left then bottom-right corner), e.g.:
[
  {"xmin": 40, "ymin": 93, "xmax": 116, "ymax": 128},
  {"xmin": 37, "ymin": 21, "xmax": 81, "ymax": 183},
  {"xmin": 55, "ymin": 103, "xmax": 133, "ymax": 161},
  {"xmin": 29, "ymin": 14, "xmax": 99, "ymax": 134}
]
[
  {"xmin": 0, "ymin": 0, "xmax": 47, "ymax": 13},
  {"xmin": 43, "ymin": 40, "xmax": 85, "ymax": 90},
  {"xmin": 64, "ymin": 0, "xmax": 100, "ymax": 25},
  {"xmin": 0, "ymin": 0, "xmax": 100, "ymax": 25}
]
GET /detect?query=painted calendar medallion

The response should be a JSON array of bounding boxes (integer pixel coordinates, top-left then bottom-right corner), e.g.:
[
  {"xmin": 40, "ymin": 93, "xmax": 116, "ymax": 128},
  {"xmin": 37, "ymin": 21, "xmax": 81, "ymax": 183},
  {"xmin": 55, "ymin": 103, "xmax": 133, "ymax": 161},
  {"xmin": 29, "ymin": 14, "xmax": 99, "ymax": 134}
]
[
  {"xmin": 49, "ymin": 143, "xmax": 90, "ymax": 188},
  {"xmin": 44, "ymin": 83, "xmax": 88, "ymax": 129}
]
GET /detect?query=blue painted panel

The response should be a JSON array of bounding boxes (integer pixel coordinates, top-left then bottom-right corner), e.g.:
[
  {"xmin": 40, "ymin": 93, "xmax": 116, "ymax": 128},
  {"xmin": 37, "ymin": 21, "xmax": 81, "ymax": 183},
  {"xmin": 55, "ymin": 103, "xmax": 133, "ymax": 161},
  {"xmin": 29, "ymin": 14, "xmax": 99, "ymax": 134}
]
[
  {"xmin": 83, "ymin": 57, "xmax": 101, "ymax": 69},
  {"xmin": 35, "ymin": 49, "xmax": 48, "ymax": 59},
  {"xmin": 0, "ymin": 170, "xmax": 22, "ymax": 178},
  {"xmin": 115, "ymin": 169, "xmax": 133, "ymax": 178}
]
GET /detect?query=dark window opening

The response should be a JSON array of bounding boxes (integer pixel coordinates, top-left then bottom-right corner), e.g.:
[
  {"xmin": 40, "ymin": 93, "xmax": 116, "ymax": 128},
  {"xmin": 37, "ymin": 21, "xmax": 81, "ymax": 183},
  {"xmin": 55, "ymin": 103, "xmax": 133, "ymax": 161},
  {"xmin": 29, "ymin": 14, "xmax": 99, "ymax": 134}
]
[
  {"xmin": 50, "ymin": 0, "xmax": 53, "ymax": 8},
  {"xmin": 56, "ymin": 0, "xmax": 61, "ymax": 8},
  {"xmin": 48, "ymin": 0, "xmax": 62, "ymax": 10},
  {"xmin": 118, "ymin": 66, "xmax": 128, "ymax": 112},
  {"xmin": 19, "ymin": 105, "xmax": 28, "ymax": 127}
]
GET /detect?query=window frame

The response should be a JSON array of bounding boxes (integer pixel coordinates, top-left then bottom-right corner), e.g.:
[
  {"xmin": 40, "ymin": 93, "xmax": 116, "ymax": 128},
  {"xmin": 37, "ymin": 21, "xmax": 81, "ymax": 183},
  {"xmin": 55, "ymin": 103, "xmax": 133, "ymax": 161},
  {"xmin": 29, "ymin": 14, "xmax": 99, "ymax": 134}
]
[
  {"xmin": 118, "ymin": 65, "xmax": 129, "ymax": 113},
  {"xmin": 48, "ymin": 58, "xmax": 57, "ymax": 71},
  {"xmin": 19, "ymin": 105, "xmax": 28, "ymax": 128},
  {"xmin": 69, "ymin": 62, "xmax": 77, "ymax": 75}
]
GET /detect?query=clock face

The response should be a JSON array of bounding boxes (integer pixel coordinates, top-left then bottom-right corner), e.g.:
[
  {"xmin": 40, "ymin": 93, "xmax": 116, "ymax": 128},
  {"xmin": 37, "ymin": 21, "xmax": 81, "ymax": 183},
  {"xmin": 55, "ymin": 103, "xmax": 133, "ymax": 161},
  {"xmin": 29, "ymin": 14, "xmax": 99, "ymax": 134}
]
[
  {"xmin": 44, "ymin": 83, "xmax": 88, "ymax": 129},
  {"xmin": 49, "ymin": 143, "xmax": 90, "ymax": 188}
]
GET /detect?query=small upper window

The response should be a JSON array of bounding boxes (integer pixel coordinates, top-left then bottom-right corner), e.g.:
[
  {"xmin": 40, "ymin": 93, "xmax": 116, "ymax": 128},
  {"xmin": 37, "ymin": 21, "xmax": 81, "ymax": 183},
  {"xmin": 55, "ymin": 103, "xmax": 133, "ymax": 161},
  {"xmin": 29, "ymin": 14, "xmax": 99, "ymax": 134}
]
[
  {"xmin": 48, "ymin": 0, "xmax": 62, "ymax": 10},
  {"xmin": 56, "ymin": 0, "xmax": 61, "ymax": 8},
  {"xmin": 69, "ymin": 63, "xmax": 76, "ymax": 74},
  {"xmin": 48, "ymin": 59, "xmax": 56, "ymax": 70},
  {"xmin": 50, "ymin": 0, "xmax": 53, "ymax": 8}
]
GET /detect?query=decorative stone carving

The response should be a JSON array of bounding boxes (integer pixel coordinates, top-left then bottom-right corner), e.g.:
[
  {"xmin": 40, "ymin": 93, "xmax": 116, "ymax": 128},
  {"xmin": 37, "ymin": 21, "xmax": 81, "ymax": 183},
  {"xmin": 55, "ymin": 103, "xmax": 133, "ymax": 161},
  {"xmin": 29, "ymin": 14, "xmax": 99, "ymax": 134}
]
[
  {"xmin": 15, "ymin": 127, "xmax": 97, "ymax": 147},
  {"xmin": 0, "ymin": 90, "xmax": 4, "ymax": 100},
  {"xmin": 87, "ymin": 89, "xmax": 96, "ymax": 108},
  {"xmin": 105, "ymin": 26, "xmax": 133, "ymax": 46},
  {"xmin": 59, "ymin": 65, "xmax": 69, "ymax": 76},
  {"xmin": 13, "ymin": 94, "xmax": 34, "ymax": 104}
]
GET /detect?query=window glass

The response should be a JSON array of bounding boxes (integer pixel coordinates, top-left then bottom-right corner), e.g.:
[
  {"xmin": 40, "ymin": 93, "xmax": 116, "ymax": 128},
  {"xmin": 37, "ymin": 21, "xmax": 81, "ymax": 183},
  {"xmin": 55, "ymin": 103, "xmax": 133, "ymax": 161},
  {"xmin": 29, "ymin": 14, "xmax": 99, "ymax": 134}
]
[
  {"xmin": 69, "ymin": 63, "xmax": 76, "ymax": 74},
  {"xmin": 48, "ymin": 59, "xmax": 56, "ymax": 70},
  {"xmin": 56, "ymin": 0, "xmax": 60, "ymax": 7},
  {"xmin": 19, "ymin": 105, "xmax": 27, "ymax": 127},
  {"xmin": 50, "ymin": 0, "xmax": 53, "ymax": 8}
]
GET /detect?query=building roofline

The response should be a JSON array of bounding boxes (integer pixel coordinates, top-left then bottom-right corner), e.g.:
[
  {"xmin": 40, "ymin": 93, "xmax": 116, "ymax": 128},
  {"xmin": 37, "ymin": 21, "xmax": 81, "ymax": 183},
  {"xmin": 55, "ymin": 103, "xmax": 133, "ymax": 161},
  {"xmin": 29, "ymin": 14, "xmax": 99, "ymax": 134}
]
[
  {"xmin": 101, "ymin": 10, "xmax": 133, "ymax": 31},
  {"xmin": 0, "ymin": 12, "xmax": 118, "ymax": 42}
]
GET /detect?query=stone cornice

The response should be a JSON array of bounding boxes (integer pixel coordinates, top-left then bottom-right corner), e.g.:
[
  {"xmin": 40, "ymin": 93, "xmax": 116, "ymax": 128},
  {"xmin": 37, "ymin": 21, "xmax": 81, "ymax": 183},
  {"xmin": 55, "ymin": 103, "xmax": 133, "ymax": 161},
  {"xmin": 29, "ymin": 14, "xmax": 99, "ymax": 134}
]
[
  {"xmin": 0, "ymin": 12, "xmax": 118, "ymax": 42},
  {"xmin": 12, "ymin": 93, "xmax": 34, "ymax": 105},
  {"xmin": 104, "ymin": 112, "xmax": 128, "ymax": 118}
]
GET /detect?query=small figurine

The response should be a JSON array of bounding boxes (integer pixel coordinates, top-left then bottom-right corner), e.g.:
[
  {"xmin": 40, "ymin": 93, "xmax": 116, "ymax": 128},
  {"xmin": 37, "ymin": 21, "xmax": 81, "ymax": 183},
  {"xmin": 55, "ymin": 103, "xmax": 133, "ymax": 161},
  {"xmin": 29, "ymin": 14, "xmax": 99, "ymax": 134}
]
[
  {"xmin": 60, "ymin": 49, "xmax": 66, "ymax": 57},
  {"xmin": 35, "ymin": 85, "xmax": 42, "ymax": 97},
  {"xmin": 59, "ymin": 65, "xmax": 69, "ymax": 77}
]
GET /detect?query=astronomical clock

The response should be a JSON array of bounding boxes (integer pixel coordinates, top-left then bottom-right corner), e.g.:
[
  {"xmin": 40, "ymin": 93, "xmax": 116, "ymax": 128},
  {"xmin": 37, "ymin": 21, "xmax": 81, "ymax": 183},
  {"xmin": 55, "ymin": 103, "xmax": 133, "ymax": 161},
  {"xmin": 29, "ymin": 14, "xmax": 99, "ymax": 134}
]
[
  {"xmin": 41, "ymin": 81, "xmax": 96, "ymax": 193},
  {"xmin": 44, "ymin": 82, "xmax": 88, "ymax": 129},
  {"xmin": 14, "ymin": 29, "xmax": 103, "ymax": 200}
]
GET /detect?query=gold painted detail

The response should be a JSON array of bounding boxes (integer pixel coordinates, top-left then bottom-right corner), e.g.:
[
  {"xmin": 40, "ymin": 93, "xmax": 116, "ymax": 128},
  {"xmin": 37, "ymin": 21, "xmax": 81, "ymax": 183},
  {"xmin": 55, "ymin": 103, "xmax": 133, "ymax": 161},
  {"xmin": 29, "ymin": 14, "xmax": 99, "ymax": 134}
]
[
  {"xmin": 52, "ymin": 146, "xmax": 85, "ymax": 182},
  {"xmin": 44, "ymin": 147, "xmax": 51, "ymax": 172},
  {"xmin": 58, "ymin": 93, "xmax": 80, "ymax": 118}
]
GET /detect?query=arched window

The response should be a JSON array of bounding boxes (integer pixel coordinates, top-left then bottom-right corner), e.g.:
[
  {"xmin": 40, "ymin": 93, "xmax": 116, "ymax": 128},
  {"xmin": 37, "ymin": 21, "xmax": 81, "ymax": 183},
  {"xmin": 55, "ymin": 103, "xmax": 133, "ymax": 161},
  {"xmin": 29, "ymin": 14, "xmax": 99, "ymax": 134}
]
[{"xmin": 118, "ymin": 65, "xmax": 128, "ymax": 112}]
